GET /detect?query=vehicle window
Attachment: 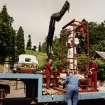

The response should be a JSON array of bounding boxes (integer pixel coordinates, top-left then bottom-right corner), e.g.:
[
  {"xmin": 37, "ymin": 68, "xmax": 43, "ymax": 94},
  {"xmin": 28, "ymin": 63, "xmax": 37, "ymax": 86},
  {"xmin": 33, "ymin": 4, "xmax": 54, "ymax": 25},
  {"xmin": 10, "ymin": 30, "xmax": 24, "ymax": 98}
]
[{"xmin": 25, "ymin": 58, "xmax": 31, "ymax": 62}]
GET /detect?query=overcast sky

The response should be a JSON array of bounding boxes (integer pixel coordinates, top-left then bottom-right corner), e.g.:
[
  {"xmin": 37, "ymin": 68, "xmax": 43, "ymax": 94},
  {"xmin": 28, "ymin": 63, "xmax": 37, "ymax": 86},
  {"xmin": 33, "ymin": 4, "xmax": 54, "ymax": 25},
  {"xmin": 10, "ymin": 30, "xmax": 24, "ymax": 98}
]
[{"xmin": 0, "ymin": 0, "xmax": 105, "ymax": 46}]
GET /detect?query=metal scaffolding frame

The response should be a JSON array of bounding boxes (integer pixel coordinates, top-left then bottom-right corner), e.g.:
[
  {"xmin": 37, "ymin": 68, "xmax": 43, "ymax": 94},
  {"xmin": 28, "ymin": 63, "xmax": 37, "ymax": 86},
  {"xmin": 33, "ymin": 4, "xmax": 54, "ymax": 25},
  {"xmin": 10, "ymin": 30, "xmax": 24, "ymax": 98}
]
[{"xmin": 61, "ymin": 19, "xmax": 89, "ymax": 70}]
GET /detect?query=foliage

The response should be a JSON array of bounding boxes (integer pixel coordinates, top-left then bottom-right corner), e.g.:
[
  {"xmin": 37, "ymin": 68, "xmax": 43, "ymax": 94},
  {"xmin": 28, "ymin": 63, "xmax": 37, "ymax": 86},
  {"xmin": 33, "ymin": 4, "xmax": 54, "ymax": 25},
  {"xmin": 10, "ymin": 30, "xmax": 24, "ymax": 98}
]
[
  {"xmin": 38, "ymin": 42, "xmax": 42, "ymax": 52},
  {"xmin": 37, "ymin": 52, "xmax": 47, "ymax": 69},
  {"xmin": 92, "ymin": 40, "xmax": 105, "ymax": 52},
  {"xmin": 98, "ymin": 69, "xmax": 105, "ymax": 81},
  {"xmin": 25, "ymin": 50, "xmax": 36, "ymax": 55},
  {"xmin": 77, "ymin": 54, "xmax": 90, "ymax": 71},
  {"xmin": 53, "ymin": 37, "xmax": 61, "ymax": 60},
  {"xmin": 0, "ymin": 5, "xmax": 13, "ymax": 26},
  {"xmin": 96, "ymin": 59, "xmax": 105, "ymax": 80},
  {"xmin": 89, "ymin": 21, "xmax": 105, "ymax": 52},
  {"xmin": 26, "ymin": 34, "xmax": 32, "ymax": 50},
  {"xmin": 16, "ymin": 26, "xmax": 25, "ymax": 56},
  {"xmin": 0, "ymin": 5, "xmax": 16, "ymax": 63},
  {"xmin": 41, "ymin": 39, "xmax": 47, "ymax": 53},
  {"xmin": 96, "ymin": 59, "xmax": 105, "ymax": 69},
  {"xmin": 32, "ymin": 45, "xmax": 37, "ymax": 52}
]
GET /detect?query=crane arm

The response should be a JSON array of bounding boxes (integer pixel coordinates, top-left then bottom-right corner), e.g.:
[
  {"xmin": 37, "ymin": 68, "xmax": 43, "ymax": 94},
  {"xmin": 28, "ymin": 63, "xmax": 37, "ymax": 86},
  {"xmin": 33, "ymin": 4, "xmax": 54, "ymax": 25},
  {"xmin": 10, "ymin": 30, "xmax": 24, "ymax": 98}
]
[{"xmin": 46, "ymin": 1, "xmax": 70, "ymax": 59}]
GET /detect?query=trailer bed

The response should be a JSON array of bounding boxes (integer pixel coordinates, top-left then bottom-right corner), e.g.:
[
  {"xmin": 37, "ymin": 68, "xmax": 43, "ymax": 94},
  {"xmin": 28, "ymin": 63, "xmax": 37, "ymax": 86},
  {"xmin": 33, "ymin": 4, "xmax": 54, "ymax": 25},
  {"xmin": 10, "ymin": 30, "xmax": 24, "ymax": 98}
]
[{"xmin": 0, "ymin": 73, "xmax": 105, "ymax": 103}]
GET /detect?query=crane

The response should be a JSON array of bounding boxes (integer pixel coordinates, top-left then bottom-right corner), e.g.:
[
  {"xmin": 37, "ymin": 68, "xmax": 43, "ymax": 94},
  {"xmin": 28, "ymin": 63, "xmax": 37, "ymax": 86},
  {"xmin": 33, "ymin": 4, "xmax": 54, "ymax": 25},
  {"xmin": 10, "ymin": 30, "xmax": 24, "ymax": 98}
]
[{"xmin": 46, "ymin": 0, "xmax": 70, "ymax": 59}]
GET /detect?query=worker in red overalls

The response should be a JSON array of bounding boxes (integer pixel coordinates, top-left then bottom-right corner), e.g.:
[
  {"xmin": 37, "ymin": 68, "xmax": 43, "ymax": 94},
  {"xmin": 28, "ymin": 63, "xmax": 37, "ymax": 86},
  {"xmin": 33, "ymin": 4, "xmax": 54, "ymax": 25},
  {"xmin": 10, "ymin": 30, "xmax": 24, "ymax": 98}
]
[
  {"xmin": 89, "ymin": 58, "xmax": 98, "ymax": 90},
  {"xmin": 45, "ymin": 59, "xmax": 53, "ymax": 89}
]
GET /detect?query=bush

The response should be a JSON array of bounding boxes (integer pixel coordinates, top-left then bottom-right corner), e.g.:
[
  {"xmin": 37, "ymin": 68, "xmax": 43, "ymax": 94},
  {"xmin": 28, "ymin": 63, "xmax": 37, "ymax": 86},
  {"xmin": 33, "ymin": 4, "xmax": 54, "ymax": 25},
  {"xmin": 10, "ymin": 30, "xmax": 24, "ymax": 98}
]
[
  {"xmin": 96, "ymin": 59, "xmax": 105, "ymax": 80},
  {"xmin": 98, "ymin": 68, "xmax": 105, "ymax": 81},
  {"xmin": 77, "ymin": 54, "xmax": 90, "ymax": 71}
]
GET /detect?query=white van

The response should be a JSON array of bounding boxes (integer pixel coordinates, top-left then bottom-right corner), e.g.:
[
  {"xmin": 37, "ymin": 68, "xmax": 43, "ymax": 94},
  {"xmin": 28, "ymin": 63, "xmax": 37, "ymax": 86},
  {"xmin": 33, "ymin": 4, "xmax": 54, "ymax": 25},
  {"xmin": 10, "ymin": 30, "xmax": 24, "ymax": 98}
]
[
  {"xmin": 18, "ymin": 54, "xmax": 38, "ymax": 64},
  {"xmin": 14, "ymin": 54, "xmax": 38, "ymax": 73}
]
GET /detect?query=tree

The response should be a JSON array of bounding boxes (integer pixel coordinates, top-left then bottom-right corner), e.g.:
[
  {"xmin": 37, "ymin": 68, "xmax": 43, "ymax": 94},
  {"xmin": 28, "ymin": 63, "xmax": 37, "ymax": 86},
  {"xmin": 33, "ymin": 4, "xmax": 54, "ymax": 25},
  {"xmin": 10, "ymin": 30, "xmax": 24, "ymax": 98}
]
[
  {"xmin": 26, "ymin": 34, "xmax": 32, "ymax": 50},
  {"xmin": 38, "ymin": 42, "xmax": 42, "ymax": 52},
  {"xmin": 16, "ymin": 26, "xmax": 25, "ymax": 55},
  {"xmin": 92, "ymin": 40, "xmax": 105, "ymax": 51},
  {"xmin": 41, "ymin": 39, "xmax": 47, "ymax": 53},
  {"xmin": 0, "ymin": 5, "xmax": 15, "ymax": 63},
  {"xmin": 89, "ymin": 22, "xmax": 105, "ymax": 45},
  {"xmin": 0, "ymin": 5, "xmax": 13, "ymax": 26},
  {"xmin": 32, "ymin": 45, "xmax": 37, "ymax": 52}
]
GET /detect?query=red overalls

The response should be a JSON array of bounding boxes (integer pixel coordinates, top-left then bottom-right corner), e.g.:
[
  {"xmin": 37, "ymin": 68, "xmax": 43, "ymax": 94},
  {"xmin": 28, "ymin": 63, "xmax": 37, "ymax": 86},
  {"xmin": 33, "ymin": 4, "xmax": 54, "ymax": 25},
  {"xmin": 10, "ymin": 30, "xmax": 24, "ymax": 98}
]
[
  {"xmin": 89, "ymin": 61, "xmax": 98, "ymax": 89},
  {"xmin": 45, "ymin": 63, "xmax": 52, "ymax": 89}
]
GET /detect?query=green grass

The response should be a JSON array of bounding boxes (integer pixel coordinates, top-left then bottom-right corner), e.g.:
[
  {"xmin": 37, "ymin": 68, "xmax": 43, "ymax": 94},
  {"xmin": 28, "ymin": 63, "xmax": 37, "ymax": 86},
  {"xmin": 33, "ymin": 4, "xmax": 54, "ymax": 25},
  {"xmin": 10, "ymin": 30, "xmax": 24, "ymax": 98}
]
[{"xmin": 25, "ymin": 50, "xmax": 47, "ymax": 68}]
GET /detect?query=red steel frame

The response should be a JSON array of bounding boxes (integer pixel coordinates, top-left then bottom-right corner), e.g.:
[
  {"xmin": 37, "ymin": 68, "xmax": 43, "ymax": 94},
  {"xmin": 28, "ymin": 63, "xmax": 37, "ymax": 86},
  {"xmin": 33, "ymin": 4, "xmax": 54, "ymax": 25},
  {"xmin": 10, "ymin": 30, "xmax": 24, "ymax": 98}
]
[{"xmin": 60, "ymin": 19, "xmax": 97, "ymax": 91}]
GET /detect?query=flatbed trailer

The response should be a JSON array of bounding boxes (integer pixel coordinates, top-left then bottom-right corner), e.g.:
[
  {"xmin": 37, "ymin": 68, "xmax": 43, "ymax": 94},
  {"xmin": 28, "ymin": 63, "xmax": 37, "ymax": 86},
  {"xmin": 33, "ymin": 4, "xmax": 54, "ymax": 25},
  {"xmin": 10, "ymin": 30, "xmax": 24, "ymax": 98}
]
[{"xmin": 0, "ymin": 73, "xmax": 105, "ymax": 103}]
